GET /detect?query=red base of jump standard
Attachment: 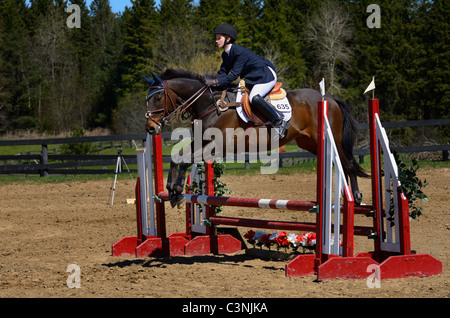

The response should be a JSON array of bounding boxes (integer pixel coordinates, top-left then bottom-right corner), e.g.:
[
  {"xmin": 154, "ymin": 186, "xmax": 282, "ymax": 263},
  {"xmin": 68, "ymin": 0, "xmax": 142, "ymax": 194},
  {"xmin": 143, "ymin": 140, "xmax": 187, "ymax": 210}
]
[
  {"xmin": 112, "ymin": 235, "xmax": 188, "ymax": 258},
  {"xmin": 114, "ymin": 235, "xmax": 441, "ymax": 281},
  {"xmin": 112, "ymin": 236, "xmax": 143, "ymax": 257},
  {"xmin": 112, "ymin": 233, "xmax": 242, "ymax": 258},
  {"xmin": 184, "ymin": 234, "xmax": 242, "ymax": 256},
  {"xmin": 285, "ymin": 253, "xmax": 442, "ymax": 280}
]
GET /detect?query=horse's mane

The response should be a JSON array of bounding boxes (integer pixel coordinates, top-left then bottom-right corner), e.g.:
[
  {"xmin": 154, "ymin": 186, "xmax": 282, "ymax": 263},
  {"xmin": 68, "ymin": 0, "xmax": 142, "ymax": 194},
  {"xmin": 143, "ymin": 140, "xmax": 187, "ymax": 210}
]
[
  {"xmin": 158, "ymin": 68, "xmax": 234, "ymax": 90},
  {"xmin": 159, "ymin": 69, "xmax": 205, "ymax": 82}
]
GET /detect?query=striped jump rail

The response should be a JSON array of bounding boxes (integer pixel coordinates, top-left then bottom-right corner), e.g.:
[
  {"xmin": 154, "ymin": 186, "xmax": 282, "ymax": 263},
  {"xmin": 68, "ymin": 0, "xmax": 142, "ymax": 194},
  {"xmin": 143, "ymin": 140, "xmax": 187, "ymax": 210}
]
[
  {"xmin": 159, "ymin": 191, "xmax": 373, "ymax": 237},
  {"xmin": 158, "ymin": 191, "xmax": 373, "ymax": 215}
]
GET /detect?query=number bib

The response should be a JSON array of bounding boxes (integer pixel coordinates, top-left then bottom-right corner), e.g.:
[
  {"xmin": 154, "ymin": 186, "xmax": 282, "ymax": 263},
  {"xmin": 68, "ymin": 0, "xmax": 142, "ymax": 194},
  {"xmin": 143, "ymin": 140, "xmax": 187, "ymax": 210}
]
[
  {"xmin": 235, "ymin": 92, "xmax": 292, "ymax": 123},
  {"xmin": 270, "ymin": 97, "xmax": 292, "ymax": 122}
]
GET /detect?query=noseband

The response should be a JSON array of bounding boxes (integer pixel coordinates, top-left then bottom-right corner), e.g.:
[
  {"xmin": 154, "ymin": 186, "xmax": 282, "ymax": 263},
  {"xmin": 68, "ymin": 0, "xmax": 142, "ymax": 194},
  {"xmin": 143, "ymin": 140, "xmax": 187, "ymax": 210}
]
[{"xmin": 146, "ymin": 81, "xmax": 210, "ymax": 127}]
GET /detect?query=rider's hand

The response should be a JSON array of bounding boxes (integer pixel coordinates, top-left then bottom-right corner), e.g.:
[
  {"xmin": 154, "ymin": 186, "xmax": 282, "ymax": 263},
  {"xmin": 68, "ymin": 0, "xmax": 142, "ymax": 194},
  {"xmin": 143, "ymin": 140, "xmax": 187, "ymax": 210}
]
[{"xmin": 205, "ymin": 78, "xmax": 219, "ymax": 87}]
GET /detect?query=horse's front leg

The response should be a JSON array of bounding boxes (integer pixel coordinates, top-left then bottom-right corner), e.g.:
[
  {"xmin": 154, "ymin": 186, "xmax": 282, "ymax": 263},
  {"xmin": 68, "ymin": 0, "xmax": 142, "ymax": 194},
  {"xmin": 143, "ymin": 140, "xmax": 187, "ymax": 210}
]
[
  {"xmin": 167, "ymin": 160, "xmax": 179, "ymax": 205},
  {"xmin": 170, "ymin": 162, "xmax": 192, "ymax": 208},
  {"xmin": 167, "ymin": 139, "xmax": 196, "ymax": 208}
]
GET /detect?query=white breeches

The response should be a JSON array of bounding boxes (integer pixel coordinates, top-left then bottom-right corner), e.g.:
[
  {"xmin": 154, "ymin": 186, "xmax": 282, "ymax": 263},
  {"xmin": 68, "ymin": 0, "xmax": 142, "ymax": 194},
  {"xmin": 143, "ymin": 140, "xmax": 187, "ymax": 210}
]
[{"xmin": 249, "ymin": 67, "xmax": 277, "ymax": 103}]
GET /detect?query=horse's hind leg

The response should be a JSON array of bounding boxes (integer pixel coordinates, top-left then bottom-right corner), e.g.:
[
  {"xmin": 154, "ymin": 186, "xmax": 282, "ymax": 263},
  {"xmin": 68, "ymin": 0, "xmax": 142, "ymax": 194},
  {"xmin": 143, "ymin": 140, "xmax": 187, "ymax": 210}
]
[
  {"xmin": 336, "ymin": 144, "xmax": 363, "ymax": 205},
  {"xmin": 348, "ymin": 173, "xmax": 363, "ymax": 205},
  {"xmin": 344, "ymin": 151, "xmax": 364, "ymax": 205}
]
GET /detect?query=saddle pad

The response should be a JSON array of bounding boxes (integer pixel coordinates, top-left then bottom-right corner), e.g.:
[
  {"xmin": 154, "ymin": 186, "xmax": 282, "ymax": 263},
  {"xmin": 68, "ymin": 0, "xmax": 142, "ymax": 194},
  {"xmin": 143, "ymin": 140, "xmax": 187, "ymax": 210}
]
[{"xmin": 235, "ymin": 90, "xmax": 292, "ymax": 123}]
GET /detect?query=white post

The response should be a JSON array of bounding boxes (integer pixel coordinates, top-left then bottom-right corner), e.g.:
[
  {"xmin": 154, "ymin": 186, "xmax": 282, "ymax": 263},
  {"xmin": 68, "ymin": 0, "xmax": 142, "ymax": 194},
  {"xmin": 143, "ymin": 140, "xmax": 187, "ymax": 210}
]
[
  {"xmin": 136, "ymin": 149, "xmax": 150, "ymax": 237},
  {"xmin": 374, "ymin": 115, "xmax": 401, "ymax": 253},
  {"xmin": 135, "ymin": 134, "xmax": 157, "ymax": 237},
  {"xmin": 145, "ymin": 133, "xmax": 157, "ymax": 236},
  {"xmin": 321, "ymin": 100, "xmax": 353, "ymax": 256},
  {"xmin": 190, "ymin": 163, "xmax": 207, "ymax": 234}
]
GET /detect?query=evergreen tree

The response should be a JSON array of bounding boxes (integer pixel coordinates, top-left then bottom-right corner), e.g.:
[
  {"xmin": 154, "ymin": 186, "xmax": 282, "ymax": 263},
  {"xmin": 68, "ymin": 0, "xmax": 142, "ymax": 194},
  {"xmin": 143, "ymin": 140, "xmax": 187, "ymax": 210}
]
[
  {"xmin": 348, "ymin": 0, "xmax": 437, "ymax": 121},
  {"xmin": 259, "ymin": 0, "xmax": 308, "ymax": 89},
  {"xmin": 33, "ymin": 1, "xmax": 79, "ymax": 131},
  {"xmin": 66, "ymin": 0, "xmax": 98, "ymax": 129},
  {"xmin": 0, "ymin": 1, "xmax": 7, "ymax": 132},
  {"xmin": 119, "ymin": 0, "xmax": 159, "ymax": 94},
  {"xmin": 0, "ymin": 0, "xmax": 37, "ymax": 131},
  {"xmin": 233, "ymin": 0, "xmax": 262, "ymax": 51},
  {"xmin": 415, "ymin": 0, "xmax": 450, "ymax": 141},
  {"xmin": 194, "ymin": 0, "xmax": 231, "ymax": 33},
  {"xmin": 90, "ymin": 0, "xmax": 116, "ymax": 61},
  {"xmin": 417, "ymin": 0, "xmax": 449, "ymax": 120},
  {"xmin": 114, "ymin": 0, "xmax": 159, "ymax": 133},
  {"xmin": 28, "ymin": 0, "xmax": 55, "ymax": 130},
  {"xmin": 156, "ymin": 0, "xmax": 199, "ymax": 70},
  {"xmin": 90, "ymin": 0, "xmax": 123, "ymax": 127}
]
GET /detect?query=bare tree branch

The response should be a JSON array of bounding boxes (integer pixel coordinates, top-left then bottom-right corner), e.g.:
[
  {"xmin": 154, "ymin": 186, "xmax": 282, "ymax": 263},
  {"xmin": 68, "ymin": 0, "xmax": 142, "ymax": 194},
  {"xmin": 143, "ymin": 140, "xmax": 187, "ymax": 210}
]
[{"xmin": 305, "ymin": 0, "xmax": 353, "ymax": 94}]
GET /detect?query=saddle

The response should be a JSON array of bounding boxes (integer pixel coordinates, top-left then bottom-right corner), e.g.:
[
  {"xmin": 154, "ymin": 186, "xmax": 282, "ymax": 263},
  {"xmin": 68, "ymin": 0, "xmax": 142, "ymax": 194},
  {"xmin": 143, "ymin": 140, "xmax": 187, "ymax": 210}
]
[
  {"xmin": 216, "ymin": 80, "xmax": 291, "ymax": 125},
  {"xmin": 240, "ymin": 81, "xmax": 286, "ymax": 121}
]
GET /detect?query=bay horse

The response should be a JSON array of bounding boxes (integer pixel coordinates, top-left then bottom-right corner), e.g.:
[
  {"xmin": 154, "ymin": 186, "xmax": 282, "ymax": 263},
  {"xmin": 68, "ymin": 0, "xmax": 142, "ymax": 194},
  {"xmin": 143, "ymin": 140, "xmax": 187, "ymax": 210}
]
[{"xmin": 144, "ymin": 69, "xmax": 368, "ymax": 207}]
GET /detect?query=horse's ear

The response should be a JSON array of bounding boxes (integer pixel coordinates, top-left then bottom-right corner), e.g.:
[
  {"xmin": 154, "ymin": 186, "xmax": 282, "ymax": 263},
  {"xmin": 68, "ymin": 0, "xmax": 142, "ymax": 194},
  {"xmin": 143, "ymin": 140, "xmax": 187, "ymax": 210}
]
[
  {"xmin": 143, "ymin": 76, "xmax": 154, "ymax": 85},
  {"xmin": 152, "ymin": 72, "xmax": 164, "ymax": 84}
]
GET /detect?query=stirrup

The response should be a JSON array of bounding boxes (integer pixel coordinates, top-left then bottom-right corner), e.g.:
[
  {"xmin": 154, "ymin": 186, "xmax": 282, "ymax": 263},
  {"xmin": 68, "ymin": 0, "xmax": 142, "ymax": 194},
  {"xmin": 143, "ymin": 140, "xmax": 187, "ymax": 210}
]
[{"xmin": 272, "ymin": 120, "xmax": 289, "ymax": 139}]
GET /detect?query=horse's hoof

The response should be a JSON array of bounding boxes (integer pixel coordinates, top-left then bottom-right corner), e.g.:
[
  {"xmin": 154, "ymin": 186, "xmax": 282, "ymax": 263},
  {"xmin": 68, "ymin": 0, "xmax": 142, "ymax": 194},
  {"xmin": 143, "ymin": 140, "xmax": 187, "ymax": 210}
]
[
  {"xmin": 176, "ymin": 196, "xmax": 186, "ymax": 209},
  {"xmin": 354, "ymin": 191, "xmax": 363, "ymax": 205},
  {"xmin": 177, "ymin": 201, "xmax": 185, "ymax": 209},
  {"xmin": 170, "ymin": 194, "xmax": 185, "ymax": 209}
]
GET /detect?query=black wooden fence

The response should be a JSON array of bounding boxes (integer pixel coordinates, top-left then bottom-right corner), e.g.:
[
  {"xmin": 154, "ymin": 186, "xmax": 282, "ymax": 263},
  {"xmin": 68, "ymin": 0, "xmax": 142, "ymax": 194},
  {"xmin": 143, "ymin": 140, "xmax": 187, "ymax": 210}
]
[
  {"xmin": 0, "ymin": 133, "xmax": 150, "ymax": 176},
  {"xmin": 1, "ymin": 118, "xmax": 449, "ymax": 176}
]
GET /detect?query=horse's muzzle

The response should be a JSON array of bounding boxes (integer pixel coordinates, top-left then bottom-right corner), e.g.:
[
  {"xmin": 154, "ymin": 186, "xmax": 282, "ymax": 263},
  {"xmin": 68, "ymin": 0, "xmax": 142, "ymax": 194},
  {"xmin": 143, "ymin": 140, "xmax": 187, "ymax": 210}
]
[
  {"xmin": 145, "ymin": 115, "xmax": 163, "ymax": 135},
  {"xmin": 146, "ymin": 124, "xmax": 161, "ymax": 135}
]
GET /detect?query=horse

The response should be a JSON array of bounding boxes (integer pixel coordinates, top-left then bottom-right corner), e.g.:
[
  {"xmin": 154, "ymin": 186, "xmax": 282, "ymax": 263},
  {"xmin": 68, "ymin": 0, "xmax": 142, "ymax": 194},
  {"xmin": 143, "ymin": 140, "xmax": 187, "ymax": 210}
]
[{"xmin": 144, "ymin": 69, "xmax": 368, "ymax": 208}]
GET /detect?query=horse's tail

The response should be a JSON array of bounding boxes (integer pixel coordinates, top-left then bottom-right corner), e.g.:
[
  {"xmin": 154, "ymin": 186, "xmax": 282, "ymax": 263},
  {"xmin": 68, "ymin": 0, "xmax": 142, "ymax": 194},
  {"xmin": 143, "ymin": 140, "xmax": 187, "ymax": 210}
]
[{"xmin": 332, "ymin": 95, "xmax": 370, "ymax": 178}]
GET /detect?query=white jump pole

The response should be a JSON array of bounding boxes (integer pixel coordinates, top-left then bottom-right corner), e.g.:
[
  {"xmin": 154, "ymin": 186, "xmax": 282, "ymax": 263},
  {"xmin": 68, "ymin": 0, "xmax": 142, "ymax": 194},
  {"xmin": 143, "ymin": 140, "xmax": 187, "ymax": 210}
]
[{"xmin": 135, "ymin": 133, "xmax": 157, "ymax": 237}]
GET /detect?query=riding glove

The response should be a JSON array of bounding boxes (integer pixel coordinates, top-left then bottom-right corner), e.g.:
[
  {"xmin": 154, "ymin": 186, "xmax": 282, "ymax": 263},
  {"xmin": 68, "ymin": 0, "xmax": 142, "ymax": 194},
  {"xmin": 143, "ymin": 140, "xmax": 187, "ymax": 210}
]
[{"xmin": 205, "ymin": 78, "xmax": 219, "ymax": 87}]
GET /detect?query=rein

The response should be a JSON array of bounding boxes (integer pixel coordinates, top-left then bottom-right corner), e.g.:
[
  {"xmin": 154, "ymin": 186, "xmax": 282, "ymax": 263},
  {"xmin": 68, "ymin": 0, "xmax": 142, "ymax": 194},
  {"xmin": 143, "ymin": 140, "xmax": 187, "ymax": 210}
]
[{"xmin": 145, "ymin": 81, "xmax": 210, "ymax": 126}]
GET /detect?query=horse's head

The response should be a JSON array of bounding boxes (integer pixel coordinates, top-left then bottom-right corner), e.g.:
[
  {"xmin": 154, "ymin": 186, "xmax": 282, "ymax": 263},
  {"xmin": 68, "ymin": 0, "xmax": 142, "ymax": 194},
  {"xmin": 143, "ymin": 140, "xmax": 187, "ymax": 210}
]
[
  {"xmin": 144, "ymin": 72, "xmax": 177, "ymax": 135},
  {"xmin": 144, "ymin": 69, "xmax": 214, "ymax": 135}
]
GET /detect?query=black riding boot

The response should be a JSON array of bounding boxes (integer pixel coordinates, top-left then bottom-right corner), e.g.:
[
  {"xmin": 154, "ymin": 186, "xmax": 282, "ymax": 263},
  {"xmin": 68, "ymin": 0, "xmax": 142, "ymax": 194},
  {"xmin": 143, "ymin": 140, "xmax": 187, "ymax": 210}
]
[{"xmin": 251, "ymin": 94, "xmax": 290, "ymax": 139}]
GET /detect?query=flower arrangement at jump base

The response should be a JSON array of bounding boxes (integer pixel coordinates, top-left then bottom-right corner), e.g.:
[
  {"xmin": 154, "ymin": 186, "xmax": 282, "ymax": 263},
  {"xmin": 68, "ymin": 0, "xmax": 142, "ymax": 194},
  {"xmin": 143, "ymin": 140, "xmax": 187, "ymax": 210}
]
[{"xmin": 243, "ymin": 230, "xmax": 317, "ymax": 253}]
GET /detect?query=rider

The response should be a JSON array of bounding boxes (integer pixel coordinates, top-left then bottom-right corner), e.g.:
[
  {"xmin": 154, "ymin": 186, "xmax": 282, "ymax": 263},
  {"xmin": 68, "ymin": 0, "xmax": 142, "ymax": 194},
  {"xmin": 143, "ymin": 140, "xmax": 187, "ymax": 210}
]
[{"xmin": 205, "ymin": 23, "xmax": 289, "ymax": 139}]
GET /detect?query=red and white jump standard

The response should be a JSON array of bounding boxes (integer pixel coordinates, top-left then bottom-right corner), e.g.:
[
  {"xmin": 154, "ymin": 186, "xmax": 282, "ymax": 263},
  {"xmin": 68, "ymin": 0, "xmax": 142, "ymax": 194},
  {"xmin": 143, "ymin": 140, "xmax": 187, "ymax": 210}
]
[{"xmin": 112, "ymin": 98, "xmax": 442, "ymax": 281}]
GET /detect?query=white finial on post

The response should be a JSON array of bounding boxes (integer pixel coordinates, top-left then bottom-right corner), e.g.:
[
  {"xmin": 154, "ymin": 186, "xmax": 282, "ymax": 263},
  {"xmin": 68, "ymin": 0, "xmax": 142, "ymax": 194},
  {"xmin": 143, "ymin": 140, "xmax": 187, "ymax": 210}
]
[
  {"xmin": 319, "ymin": 78, "xmax": 325, "ymax": 100},
  {"xmin": 364, "ymin": 76, "xmax": 376, "ymax": 99}
]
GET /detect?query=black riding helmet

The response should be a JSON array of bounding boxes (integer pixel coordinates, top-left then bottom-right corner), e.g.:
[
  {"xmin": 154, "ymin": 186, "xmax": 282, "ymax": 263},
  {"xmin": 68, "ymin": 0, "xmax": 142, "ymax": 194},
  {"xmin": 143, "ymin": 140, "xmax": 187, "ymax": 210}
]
[{"xmin": 213, "ymin": 23, "xmax": 238, "ymax": 44}]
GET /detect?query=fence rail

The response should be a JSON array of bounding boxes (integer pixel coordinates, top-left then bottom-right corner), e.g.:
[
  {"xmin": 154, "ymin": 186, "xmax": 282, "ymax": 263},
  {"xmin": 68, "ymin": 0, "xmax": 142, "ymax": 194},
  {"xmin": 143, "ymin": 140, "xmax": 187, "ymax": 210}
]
[
  {"xmin": 0, "ymin": 119, "xmax": 448, "ymax": 176},
  {"xmin": 0, "ymin": 133, "xmax": 151, "ymax": 176}
]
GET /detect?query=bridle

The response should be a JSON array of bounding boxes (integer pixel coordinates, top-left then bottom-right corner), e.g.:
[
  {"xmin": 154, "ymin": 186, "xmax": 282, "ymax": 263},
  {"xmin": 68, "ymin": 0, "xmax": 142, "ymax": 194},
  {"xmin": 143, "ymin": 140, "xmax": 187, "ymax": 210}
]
[{"xmin": 145, "ymin": 80, "xmax": 211, "ymax": 127}]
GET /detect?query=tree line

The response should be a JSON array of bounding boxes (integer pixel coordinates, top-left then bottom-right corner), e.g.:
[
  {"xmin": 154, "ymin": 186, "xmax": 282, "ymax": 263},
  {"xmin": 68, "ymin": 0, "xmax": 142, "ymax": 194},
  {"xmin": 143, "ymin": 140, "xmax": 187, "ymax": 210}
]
[{"xmin": 0, "ymin": 0, "xmax": 448, "ymax": 141}]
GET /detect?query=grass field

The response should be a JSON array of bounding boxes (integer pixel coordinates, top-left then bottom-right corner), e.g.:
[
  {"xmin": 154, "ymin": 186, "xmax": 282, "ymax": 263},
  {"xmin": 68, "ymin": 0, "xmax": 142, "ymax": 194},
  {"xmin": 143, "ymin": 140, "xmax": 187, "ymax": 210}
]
[
  {"xmin": 1, "ymin": 155, "xmax": 448, "ymax": 186},
  {"xmin": 1, "ymin": 135, "xmax": 448, "ymax": 186}
]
